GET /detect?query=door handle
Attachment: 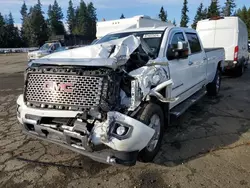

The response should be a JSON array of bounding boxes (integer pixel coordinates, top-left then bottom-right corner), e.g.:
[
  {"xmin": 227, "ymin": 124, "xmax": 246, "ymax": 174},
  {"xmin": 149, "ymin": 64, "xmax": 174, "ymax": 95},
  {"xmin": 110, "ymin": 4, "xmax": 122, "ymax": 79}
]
[{"xmin": 188, "ymin": 61, "xmax": 193, "ymax": 65}]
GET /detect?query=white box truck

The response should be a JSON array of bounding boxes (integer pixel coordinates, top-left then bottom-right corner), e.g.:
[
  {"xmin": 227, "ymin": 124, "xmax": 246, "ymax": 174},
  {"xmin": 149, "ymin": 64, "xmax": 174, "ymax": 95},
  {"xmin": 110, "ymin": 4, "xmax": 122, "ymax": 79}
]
[
  {"xmin": 96, "ymin": 15, "xmax": 172, "ymax": 40},
  {"xmin": 197, "ymin": 16, "xmax": 249, "ymax": 76}
]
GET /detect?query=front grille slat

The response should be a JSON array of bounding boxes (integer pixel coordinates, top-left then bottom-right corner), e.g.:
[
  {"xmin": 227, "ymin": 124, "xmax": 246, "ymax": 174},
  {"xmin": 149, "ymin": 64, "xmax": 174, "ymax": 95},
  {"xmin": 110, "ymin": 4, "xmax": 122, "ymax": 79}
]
[{"xmin": 25, "ymin": 73, "xmax": 103, "ymax": 109}]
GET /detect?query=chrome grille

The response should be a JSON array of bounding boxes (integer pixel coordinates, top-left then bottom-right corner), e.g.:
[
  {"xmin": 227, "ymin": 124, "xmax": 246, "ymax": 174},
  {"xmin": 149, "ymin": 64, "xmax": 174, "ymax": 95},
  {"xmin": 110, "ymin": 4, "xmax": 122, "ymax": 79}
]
[{"xmin": 25, "ymin": 74, "xmax": 103, "ymax": 108}]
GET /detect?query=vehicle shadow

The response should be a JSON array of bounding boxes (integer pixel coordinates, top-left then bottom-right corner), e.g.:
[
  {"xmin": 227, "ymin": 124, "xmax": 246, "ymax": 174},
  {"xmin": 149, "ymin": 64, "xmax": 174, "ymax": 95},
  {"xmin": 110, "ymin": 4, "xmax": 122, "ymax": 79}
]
[{"xmin": 153, "ymin": 76, "xmax": 250, "ymax": 166}]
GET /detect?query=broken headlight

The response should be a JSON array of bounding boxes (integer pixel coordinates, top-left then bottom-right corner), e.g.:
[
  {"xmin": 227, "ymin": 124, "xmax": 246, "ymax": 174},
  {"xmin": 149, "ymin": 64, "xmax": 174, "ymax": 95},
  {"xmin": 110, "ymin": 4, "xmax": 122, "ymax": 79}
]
[
  {"xmin": 129, "ymin": 79, "xmax": 142, "ymax": 111},
  {"xmin": 143, "ymin": 68, "xmax": 166, "ymax": 87}
]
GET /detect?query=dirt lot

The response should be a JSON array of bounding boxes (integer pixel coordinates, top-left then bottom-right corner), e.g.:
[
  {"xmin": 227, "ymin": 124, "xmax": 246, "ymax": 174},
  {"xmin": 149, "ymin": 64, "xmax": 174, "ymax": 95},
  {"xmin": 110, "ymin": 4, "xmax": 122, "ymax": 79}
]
[
  {"xmin": 0, "ymin": 53, "xmax": 28, "ymax": 74},
  {"xmin": 0, "ymin": 54, "xmax": 250, "ymax": 188}
]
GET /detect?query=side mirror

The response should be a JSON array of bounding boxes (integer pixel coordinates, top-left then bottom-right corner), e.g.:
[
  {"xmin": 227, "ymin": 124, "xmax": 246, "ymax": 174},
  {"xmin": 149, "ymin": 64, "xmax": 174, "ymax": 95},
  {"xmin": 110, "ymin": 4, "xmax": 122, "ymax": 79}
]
[
  {"xmin": 177, "ymin": 41, "xmax": 188, "ymax": 51},
  {"xmin": 167, "ymin": 41, "xmax": 189, "ymax": 60}
]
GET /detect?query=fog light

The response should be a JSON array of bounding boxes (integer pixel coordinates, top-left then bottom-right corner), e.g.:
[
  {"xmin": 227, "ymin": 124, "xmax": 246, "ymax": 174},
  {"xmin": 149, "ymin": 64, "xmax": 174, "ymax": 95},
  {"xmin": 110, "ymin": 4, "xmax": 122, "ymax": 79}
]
[{"xmin": 116, "ymin": 125, "xmax": 126, "ymax": 136}]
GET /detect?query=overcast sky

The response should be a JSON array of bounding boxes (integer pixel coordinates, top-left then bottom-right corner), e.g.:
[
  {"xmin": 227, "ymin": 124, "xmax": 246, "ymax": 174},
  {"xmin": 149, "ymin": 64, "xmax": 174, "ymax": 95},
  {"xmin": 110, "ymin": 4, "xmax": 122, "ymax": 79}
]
[{"xmin": 0, "ymin": 0, "xmax": 247, "ymax": 28}]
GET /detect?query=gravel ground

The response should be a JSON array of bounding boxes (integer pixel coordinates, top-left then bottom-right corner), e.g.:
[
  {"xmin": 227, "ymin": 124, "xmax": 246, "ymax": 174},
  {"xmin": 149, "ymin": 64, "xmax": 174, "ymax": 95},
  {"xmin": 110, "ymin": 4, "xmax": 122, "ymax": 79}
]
[
  {"xmin": 0, "ymin": 53, "xmax": 28, "ymax": 74},
  {"xmin": 0, "ymin": 54, "xmax": 250, "ymax": 188}
]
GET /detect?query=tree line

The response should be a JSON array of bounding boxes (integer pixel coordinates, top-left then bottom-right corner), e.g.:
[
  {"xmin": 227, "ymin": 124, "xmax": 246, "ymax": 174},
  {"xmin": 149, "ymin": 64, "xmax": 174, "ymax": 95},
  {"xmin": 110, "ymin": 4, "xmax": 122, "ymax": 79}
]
[
  {"xmin": 0, "ymin": 0, "xmax": 97, "ymax": 48},
  {"xmin": 159, "ymin": 0, "xmax": 250, "ymax": 36}
]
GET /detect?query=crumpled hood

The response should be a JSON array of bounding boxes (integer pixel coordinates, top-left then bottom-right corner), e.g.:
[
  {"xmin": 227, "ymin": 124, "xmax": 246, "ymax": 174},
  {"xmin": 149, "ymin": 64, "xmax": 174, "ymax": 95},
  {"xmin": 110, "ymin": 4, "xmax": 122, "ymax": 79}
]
[{"xmin": 30, "ymin": 35, "xmax": 141, "ymax": 69}]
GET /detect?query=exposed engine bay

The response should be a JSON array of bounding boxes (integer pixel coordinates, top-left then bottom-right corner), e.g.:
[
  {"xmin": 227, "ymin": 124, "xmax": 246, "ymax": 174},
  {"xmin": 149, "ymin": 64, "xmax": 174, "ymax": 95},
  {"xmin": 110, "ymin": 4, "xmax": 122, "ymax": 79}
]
[{"xmin": 25, "ymin": 35, "xmax": 169, "ymax": 117}]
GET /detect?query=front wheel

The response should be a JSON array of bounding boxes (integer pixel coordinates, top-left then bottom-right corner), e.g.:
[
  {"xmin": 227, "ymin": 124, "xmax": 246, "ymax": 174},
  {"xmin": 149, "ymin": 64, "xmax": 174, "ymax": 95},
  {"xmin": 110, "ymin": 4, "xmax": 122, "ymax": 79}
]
[
  {"xmin": 207, "ymin": 69, "xmax": 221, "ymax": 96},
  {"xmin": 136, "ymin": 103, "xmax": 165, "ymax": 162}
]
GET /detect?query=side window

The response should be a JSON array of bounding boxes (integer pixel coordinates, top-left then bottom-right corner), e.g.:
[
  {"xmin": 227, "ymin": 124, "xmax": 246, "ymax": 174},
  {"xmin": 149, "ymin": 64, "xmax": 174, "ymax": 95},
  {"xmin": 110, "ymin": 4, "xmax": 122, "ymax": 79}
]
[
  {"xmin": 170, "ymin": 33, "xmax": 185, "ymax": 49},
  {"xmin": 167, "ymin": 32, "xmax": 185, "ymax": 60},
  {"xmin": 54, "ymin": 43, "xmax": 60, "ymax": 50},
  {"xmin": 186, "ymin": 33, "xmax": 202, "ymax": 54}
]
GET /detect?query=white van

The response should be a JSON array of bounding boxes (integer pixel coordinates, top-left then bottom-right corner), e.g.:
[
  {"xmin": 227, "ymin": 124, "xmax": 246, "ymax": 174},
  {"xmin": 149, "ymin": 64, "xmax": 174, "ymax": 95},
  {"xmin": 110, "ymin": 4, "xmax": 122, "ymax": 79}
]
[
  {"xmin": 197, "ymin": 16, "xmax": 249, "ymax": 76},
  {"xmin": 96, "ymin": 15, "xmax": 172, "ymax": 39}
]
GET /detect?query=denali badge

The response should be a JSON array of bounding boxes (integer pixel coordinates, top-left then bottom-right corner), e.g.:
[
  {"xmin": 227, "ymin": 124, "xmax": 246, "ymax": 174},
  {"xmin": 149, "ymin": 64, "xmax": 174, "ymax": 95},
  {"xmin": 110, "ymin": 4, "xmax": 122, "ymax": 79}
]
[{"xmin": 44, "ymin": 82, "xmax": 74, "ymax": 92}]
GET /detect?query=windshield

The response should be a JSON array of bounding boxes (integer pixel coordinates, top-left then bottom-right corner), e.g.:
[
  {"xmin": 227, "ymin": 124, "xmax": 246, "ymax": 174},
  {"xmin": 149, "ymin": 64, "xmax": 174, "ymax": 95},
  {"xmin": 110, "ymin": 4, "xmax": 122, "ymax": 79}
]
[
  {"xmin": 96, "ymin": 31, "xmax": 164, "ymax": 56},
  {"xmin": 40, "ymin": 43, "xmax": 53, "ymax": 51}
]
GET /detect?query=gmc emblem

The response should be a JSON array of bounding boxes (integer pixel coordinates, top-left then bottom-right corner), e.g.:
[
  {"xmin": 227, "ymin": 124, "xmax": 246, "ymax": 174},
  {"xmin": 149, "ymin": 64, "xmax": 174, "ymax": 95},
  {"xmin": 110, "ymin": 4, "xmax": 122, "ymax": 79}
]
[{"xmin": 44, "ymin": 81, "xmax": 74, "ymax": 92}]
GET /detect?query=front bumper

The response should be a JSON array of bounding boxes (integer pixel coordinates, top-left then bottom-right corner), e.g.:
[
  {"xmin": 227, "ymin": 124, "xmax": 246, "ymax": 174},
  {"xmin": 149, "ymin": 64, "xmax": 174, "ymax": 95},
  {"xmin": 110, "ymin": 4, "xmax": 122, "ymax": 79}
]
[{"xmin": 16, "ymin": 95, "xmax": 155, "ymax": 166}]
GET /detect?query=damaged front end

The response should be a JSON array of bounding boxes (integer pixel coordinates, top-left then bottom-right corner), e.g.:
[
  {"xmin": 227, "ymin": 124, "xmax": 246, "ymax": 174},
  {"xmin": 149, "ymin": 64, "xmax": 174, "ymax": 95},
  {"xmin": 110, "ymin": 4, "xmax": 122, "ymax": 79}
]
[{"xmin": 17, "ymin": 35, "xmax": 173, "ymax": 166}]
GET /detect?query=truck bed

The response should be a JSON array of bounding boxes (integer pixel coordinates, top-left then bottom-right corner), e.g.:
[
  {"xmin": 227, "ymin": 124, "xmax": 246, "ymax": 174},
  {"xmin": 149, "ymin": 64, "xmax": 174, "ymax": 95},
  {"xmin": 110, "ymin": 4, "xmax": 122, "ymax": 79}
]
[{"xmin": 204, "ymin": 47, "xmax": 225, "ymax": 83}]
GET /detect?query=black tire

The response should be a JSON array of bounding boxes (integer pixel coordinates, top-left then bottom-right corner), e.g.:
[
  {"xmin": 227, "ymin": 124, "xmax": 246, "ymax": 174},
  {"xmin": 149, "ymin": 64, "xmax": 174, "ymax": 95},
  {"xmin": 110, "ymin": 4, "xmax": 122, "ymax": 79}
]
[
  {"xmin": 136, "ymin": 103, "xmax": 165, "ymax": 162},
  {"xmin": 235, "ymin": 63, "xmax": 244, "ymax": 77},
  {"xmin": 207, "ymin": 69, "xmax": 221, "ymax": 96}
]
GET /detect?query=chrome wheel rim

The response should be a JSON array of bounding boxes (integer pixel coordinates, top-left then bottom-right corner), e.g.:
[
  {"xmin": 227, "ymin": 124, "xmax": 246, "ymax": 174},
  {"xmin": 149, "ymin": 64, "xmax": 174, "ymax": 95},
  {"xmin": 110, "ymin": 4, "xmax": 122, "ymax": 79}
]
[{"xmin": 147, "ymin": 114, "xmax": 161, "ymax": 152}]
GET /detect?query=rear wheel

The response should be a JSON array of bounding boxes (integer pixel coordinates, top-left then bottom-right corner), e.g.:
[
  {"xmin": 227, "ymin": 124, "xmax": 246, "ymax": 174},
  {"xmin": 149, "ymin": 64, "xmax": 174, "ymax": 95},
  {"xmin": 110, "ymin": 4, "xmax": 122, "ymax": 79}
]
[
  {"xmin": 207, "ymin": 69, "xmax": 221, "ymax": 96},
  {"xmin": 235, "ymin": 62, "xmax": 244, "ymax": 77},
  {"xmin": 137, "ymin": 103, "xmax": 165, "ymax": 162}
]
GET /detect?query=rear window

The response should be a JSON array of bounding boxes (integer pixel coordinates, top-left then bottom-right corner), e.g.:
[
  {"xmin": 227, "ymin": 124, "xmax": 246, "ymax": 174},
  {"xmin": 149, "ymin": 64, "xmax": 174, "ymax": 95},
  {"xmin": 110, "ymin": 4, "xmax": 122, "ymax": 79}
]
[{"xmin": 186, "ymin": 33, "xmax": 202, "ymax": 54}]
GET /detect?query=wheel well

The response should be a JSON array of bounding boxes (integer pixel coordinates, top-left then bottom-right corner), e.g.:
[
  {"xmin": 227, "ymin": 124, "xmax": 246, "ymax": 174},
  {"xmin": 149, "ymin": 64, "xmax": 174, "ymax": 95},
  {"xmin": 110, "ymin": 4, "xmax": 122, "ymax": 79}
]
[
  {"xmin": 149, "ymin": 96, "xmax": 170, "ymax": 128},
  {"xmin": 218, "ymin": 61, "xmax": 223, "ymax": 72}
]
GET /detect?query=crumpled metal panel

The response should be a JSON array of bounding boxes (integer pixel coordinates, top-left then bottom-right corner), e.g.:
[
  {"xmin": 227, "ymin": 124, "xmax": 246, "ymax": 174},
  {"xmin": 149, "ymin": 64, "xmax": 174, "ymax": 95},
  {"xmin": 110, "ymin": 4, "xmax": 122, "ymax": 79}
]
[{"xmin": 30, "ymin": 35, "xmax": 141, "ymax": 70}]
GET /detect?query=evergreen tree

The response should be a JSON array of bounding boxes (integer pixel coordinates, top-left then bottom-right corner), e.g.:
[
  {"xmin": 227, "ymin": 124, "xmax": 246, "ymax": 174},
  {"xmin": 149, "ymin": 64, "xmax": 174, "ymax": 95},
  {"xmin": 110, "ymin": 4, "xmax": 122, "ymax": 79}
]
[
  {"xmin": 20, "ymin": 1, "xmax": 28, "ymax": 21},
  {"xmin": 159, "ymin": 6, "xmax": 167, "ymax": 22},
  {"xmin": 192, "ymin": 3, "xmax": 204, "ymax": 29},
  {"xmin": 222, "ymin": 0, "xmax": 236, "ymax": 16},
  {"xmin": 34, "ymin": 0, "xmax": 42, "ymax": 12},
  {"xmin": 120, "ymin": 14, "xmax": 125, "ymax": 19},
  {"xmin": 30, "ymin": 0, "xmax": 49, "ymax": 46},
  {"xmin": 208, "ymin": 0, "xmax": 220, "ymax": 18},
  {"xmin": 202, "ymin": 8, "xmax": 208, "ymax": 19},
  {"xmin": 75, "ymin": 0, "xmax": 88, "ymax": 35},
  {"xmin": 0, "ymin": 13, "xmax": 6, "ymax": 47},
  {"xmin": 48, "ymin": 0, "xmax": 65, "ymax": 36},
  {"xmin": 173, "ymin": 19, "xmax": 176, "ymax": 26},
  {"xmin": 87, "ymin": 2, "xmax": 97, "ymax": 39},
  {"xmin": 237, "ymin": 6, "xmax": 248, "ymax": 23},
  {"xmin": 180, "ymin": 0, "xmax": 189, "ymax": 27},
  {"xmin": 0, "ymin": 13, "xmax": 4, "ymax": 26},
  {"xmin": 20, "ymin": 1, "xmax": 29, "ymax": 47},
  {"xmin": 67, "ymin": 0, "xmax": 75, "ymax": 34},
  {"xmin": 7, "ymin": 12, "xmax": 14, "ymax": 25},
  {"xmin": 4, "ymin": 13, "xmax": 22, "ymax": 47}
]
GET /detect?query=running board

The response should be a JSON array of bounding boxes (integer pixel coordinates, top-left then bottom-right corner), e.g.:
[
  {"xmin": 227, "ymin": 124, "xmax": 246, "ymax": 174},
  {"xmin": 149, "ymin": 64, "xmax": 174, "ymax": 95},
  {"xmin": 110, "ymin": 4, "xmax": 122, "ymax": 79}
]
[{"xmin": 170, "ymin": 89, "xmax": 207, "ymax": 118}]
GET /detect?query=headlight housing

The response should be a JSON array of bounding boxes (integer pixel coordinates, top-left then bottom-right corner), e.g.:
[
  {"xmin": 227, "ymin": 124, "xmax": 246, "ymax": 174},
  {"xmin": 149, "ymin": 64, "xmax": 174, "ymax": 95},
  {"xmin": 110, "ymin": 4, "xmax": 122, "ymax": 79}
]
[
  {"xmin": 143, "ymin": 68, "xmax": 166, "ymax": 87},
  {"xmin": 110, "ymin": 122, "xmax": 133, "ymax": 140}
]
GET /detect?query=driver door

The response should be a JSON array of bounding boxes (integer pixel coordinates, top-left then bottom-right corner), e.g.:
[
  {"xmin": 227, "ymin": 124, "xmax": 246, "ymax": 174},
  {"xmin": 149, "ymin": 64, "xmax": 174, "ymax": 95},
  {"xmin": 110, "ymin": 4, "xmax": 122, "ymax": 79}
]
[{"xmin": 166, "ymin": 30, "xmax": 193, "ymax": 109}]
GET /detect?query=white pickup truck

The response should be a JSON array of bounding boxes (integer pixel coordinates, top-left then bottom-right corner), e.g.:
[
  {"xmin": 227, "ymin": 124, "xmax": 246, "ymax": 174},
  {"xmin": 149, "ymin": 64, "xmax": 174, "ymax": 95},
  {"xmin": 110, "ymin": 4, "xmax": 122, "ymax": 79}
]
[
  {"xmin": 27, "ymin": 41, "xmax": 66, "ymax": 62},
  {"xmin": 17, "ymin": 26, "xmax": 224, "ymax": 166}
]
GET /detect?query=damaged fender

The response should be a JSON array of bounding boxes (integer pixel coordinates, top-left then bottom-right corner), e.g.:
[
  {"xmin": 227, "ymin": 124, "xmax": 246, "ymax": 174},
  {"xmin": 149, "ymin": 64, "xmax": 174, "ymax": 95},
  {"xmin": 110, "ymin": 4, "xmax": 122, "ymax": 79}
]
[
  {"xmin": 91, "ymin": 111, "xmax": 155, "ymax": 152},
  {"xmin": 128, "ymin": 64, "xmax": 176, "ymax": 110}
]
